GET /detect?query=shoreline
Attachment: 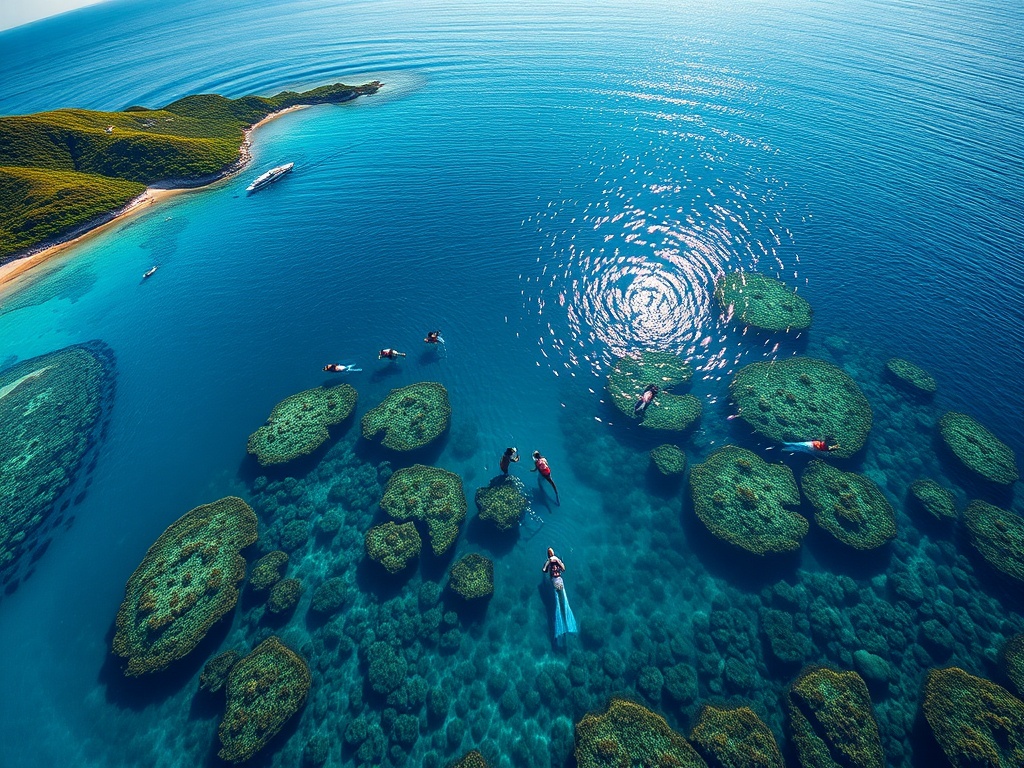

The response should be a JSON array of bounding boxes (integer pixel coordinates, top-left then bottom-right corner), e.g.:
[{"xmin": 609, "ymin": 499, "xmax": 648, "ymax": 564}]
[{"xmin": 0, "ymin": 103, "xmax": 311, "ymax": 298}]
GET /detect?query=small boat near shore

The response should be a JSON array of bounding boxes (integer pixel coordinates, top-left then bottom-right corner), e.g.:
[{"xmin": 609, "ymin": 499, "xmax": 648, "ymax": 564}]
[
  {"xmin": 143, "ymin": 266, "xmax": 158, "ymax": 279},
  {"xmin": 246, "ymin": 162, "xmax": 294, "ymax": 194}
]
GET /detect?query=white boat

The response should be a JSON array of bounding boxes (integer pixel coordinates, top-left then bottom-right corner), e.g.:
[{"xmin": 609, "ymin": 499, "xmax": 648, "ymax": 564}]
[{"xmin": 246, "ymin": 162, "xmax": 294, "ymax": 193}]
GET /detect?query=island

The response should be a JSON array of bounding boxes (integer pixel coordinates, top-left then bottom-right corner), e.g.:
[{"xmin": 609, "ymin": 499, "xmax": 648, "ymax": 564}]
[{"xmin": 0, "ymin": 80, "xmax": 380, "ymax": 273}]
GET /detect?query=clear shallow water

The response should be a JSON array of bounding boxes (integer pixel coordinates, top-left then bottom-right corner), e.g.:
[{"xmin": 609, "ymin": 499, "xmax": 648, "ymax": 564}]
[{"xmin": 0, "ymin": 0, "xmax": 1022, "ymax": 766}]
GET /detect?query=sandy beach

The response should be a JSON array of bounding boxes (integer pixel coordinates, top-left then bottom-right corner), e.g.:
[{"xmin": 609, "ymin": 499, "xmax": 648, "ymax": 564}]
[{"xmin": 0, "ymin": 103, "xmax": 311, "ymax": 298}]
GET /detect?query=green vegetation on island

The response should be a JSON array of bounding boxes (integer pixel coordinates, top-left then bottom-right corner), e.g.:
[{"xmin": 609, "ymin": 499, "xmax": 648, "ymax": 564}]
[{"xmin": 0, "ymin": 81, "xmax": 380, "ymax": 261}]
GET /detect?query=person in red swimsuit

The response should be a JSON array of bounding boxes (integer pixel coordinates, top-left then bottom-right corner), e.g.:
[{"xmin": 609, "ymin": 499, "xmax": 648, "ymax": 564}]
[
  {"xmin": 542, "ymin": 547, "xmax": 566, "ymax": 591},
  {"xmin": 531, "ymin": 450, "xmax": 559, "ymax": 504},
  {"xmin": 782, "ymin": 439, "xmax": 840, "ymax": 454}
]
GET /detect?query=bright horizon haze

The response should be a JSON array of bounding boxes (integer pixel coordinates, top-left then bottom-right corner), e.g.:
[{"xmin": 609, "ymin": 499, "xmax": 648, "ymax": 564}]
[{"xmin": 1, "ymin": 0, "xmax": 107, "ymax": 32}]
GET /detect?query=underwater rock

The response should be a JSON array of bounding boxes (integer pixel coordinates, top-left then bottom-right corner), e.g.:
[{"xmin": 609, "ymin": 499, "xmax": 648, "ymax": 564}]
[
  {"xmin": 787, "ymin": 666, "xmax": 883, "ymax": 768},
  {"xmin": 664, "ymin": 664, "xmax": 699, "ymax": 704},
  {"xmin": 380, "ymin": 464, "xmax": 466, "ymax": 555},
  {"xmin": 730, "ymin": 357, "xmax": 872, "ymax": 459},
  {"xmin": 364, "ymin": 521, "xmax": 422, "ymax": 573},
  {"xmin": 366, "ymin": 641, "xmax": 407, "ymax": 695},
  {"xmin": 574, "ymin": 697, "xmax": 708, "ymax": 768},
  {"xmin": 650, "ymin": 444, "xmax": 687, "ymax": 476},
  {"xmin": 1002, "ymin": 635, "xmax": 1024, "ymax": 698},
  {"xmin": 963, "ymin": 500, "xmax": 1024, "ymax": 584},
  {"xmin": 690, "ymin": 445, "xmax": 807, "ymax": 555},
  {"xmin": 801, "ymin": 461, "xmax": 896, "ymax": 550},
  {"xmin": 361, "ymin": 381, "xmax": 451, "ymax": 451},
  {"xmin": 450, "ymin": 751, "xmax": 490, "ymax": 768},
  {"xmin": 217, "ymin": 636, "xmax": 310, "ymax": 763},
  {"xmin": 938, "ymin": 411, "xmax": 1019, "ymax": 485},
  {"xmin": 715, "ymin": 271, "xmax": 813, "ymax": 331},
  {"xmin": 248, "ymin": 550, "xmax": 288, "ymax": 591},
  {"xmin": 112, "ymin": 496, "xmax": 257, "ymax": 676},
  {"xmin": 760, "ymin": 607, "xmax": 811, "ymax": 665},
  {"xmin": 267, "ymin": 577, "xmax": 303, "ymax": 614},
  {"xmin": 607, "ymin": 350, "xmax": 702, "ymax": 431},
  {"xmin": 199, "ymin": 649, "xmax": 241, "ymax": 693},
  {"xmin": 474, "ymin": 476, "xmax": 529, "ymax": 531},
  {"xmin": 247, "ymin": 384, "xmax": 356, "ymax": 465},
  {"xmin": 884, "ymin": 357, "xmax": 936, "ymax": 397},
  {"xmin": 922, "ymin": 667, "xmax": 1024, "ymax": 767},
  {"xmin": 852, "ymin": 650, "xmax": 893, "ymax": 684},
  {"xmin": 689, "ymin": 704, "xmax": 784, "ymax": 768},
  {"xmin": 448, "ymin": 554, "xmax": 494, "ymax": 600},
  {"xmin": 908, "ymin": 479, "xmax": 957, "ymax": 521},
  {"xmin": 0, "ymin": 340, "xmax": 115, "ymax": 589}
]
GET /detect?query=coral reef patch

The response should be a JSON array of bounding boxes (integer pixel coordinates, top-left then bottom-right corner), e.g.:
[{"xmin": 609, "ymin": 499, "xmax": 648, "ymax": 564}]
[
  {"xmin": 908, "ymin": 479, "xmax": 957, "ymax": 520},
  {"xmin": 199, "ymin": 649, "xmax": 241, "ymax": 694},
  {"xmin": 267, "ymin": 577, "xmax": 303, "ymax": 614},
  {"xmin": 786, "ymin": 666, "xmax": 883, "ymax": 768},
  {"xmin": 607, "ymin": 350, "xmax": 702, "ymax": 431},
  {"xmin": 690, "ymin": 445, "xmax": 807, "ymax": 555},
  {"xmin": 574, "ymin": 697, "xmax": 708, "ymax": 768},
  {"xmin": 801, "ymin": 460, "xmax": 896, "ymax": 550},
  {"xmin": 365, "ymin": 521, "xmax": 422, "ymax": 573},
  {"xmin": 730, "ymin": 357, "xmax": 872, "ymax": 459},
  {"xmin": 689, "ymin": 704, "xmax": 784, "ymax": 768},
  {"xmin": 450, "ymin": 751, "xmax": 490, "ymax": 768},
  {"xmin": 112, "ymin": 496, "xmax": 257, "ymax": 676},
  {"xmin": 921, "ymin": 666, "xmax": 1024, "ymax": 767},
  {"xmin": 1003, "ymin": 635, "xmax": 1024, "ymax": 698},
  {"xmin": 714, "ymin": 271, "xmax": 812, "ymax": 331},
  {"xmin": 380, "ymin": 464, "xmax": 466, "ymax": 555},
  {"xmin": 448, "ymin": 554, "xmax": 494, "ymax": 600},
  {"xmin": 650, "ymin": 444, "xmax": 687, "ymax": 476},
  {"xmin": 474, "ymin": 476, "xmax": 529, "ymax": 531},
  {"xmin": 884, "ymin": 357, "xmax": 936, "ymax": 397},
  {"xmin": 963, "ymin": 499, "xmax": 1024, "ymax": 584},
  {"xmin": 938, "ymin": 411, "xmax": 1019, "ymax": 485},
  {"xmin": 247, "ymin": 384, "xmax": 356, "ymax": 466},
  {"xmin": 248, "ymin": 550, "xmax": 288, "ymax": 591},
  {"xmin": 217, "ymin": 636, "xmax": 311, "ymax": 763},
  {"xmin": 361, "ymin": 381, "xmax": 451, "ymax": 451}
]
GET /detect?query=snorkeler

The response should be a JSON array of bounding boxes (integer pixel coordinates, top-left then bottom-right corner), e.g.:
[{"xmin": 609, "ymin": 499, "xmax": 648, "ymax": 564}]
[
  {"xmin": 634, "ymin": 384, "xmax": 659, "ymax": 417},
  {"xmin": 782, "ymin": 439, "xmax": 840, "ymax": 454},
  {"xmin": 500, "ymin": 447, "xmax": 520, "ymax": 474},
  {"xmin": 542, "ymin": 547, "xmax": 566, "ymax": 590},
  {"xmin": 531, "ymin": 450, "xmax": 559, "ymax": 504},
  {"xmin": 323, "ymin": 363, "xmax": 361, "ymax": 373},
  {"xmin": 378, "ymin": 348, "xmax": 407, "ymax": 360},
  {"xmin": 542, "ymin": 547, "xmax": 578, "ymax": 641},
  {"xmin": 424, "ymin": 330, "xmax": 443, "ymax": 344}
]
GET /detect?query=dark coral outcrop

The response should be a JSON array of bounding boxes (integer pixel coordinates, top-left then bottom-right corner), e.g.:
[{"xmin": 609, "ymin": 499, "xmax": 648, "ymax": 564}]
[
  {"xmin": 217, "ymin": 636, "xmax": 311, "ymax": 763},
  {"xmin": 715, "ymin": 271, "xmax": 812, "ymax": 331},
  {"xmin": 448, "ymin": 554, "xmax": 494, "ymax": 600},
  {"xmin": 650, "ymin": 444, "xmax": 687, "ymax": 476},
  {"xmin": 730, "ymin": 357, "xmax": 872, "ymax": 459},
  {"xmin": 689, "ymin": 705, "xmax": 784, "ymax": 768},
  {"xmin": 248, "ymin": 550, "xmax": 288, "ymax": 591},
  {"xmin": 112, "ymin": 496, "xmax": 257, "ymax": 676},
  {"xmin": 364, "ymin": 521, "xmax": 422, "ymax": 573},
  {"xmin": 922, "ymin": 666, "xmax": 1024, "ymax": 768},
  {"xmin": 380, "ymin": 464, "xmax": 466, "ymax": 555},
  {"xmin": 475, "ymin": 476, "xmax": 529, "ymax": 531},
  {"xmin": 199, "ymin": 649, "xmax": 241, "ymax": 693},
  {"xmin": 1003, "ymin": 635, "xmax": 1024, "ymax": 698},
  {"xmin": 801, "ymin": 461, "xmax": 896, "ymax": 550},
  {"xmin": 450, "ymin": 751, "xmax": 490, "ymax": 768},
  {"xmin": 247, "ymin": 384, "xmax": 356, "ymax": 465},
  {"xmin": 884, "ymin": 357, "xmax": 936, "ymax": 397},
  {"xmin": 361, "ymin": 381, "xmax": 451, "ymax": 451},
  {"xmin": 575, "ymin": 697, "xmax": 708, "ymax": 768},
  {"xmin": 607, "ymin": 350, "xmax": 702, "ymax": 431},
  {"xmin": 690, "ymin": 445, "xmax": 806, "ymax": 555},
  {"xmin": 963, "ymin": 500, "xmax": 1024, "ymax": 584},
  {"xmin": 787, "ymin": 666, "xmax": 883, "ymax": 768},
  {"xmin": 908, "ymin": 479, "xmax": 957, "ymax": 520},
  {"xmin": 938, "ymin": 411, "xmax": 1019, "ymax": 485}
]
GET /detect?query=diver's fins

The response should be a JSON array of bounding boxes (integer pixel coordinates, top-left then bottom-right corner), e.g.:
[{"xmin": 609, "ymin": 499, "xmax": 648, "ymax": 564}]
[
  {"xmin": 562, "ymin": 588, "xmax": 579, "ymax": 635},
  {"xmin": 554, "ymin": 591, "xmax": 567, "ymax": 638}
]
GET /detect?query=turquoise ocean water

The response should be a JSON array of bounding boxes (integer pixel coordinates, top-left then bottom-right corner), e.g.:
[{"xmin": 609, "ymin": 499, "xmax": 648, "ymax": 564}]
[{"xmin": 0, "ymin": 0, "xmax": 1022, "ymax": 765}]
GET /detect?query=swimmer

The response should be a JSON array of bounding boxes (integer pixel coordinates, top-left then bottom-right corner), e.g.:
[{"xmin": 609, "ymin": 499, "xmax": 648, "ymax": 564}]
[
  {"xmin": 500, "ymin": 447, "xmax": 520, "ymax": 474},
  {"xmin": 531, "ymin": 450, "xmax": 559, "ymax": 504},
  {"xmin": 378, "ymin": 348, "xmax": 407, "ymax": 360},
  {"xmin": 634, "ymin": 384, "xmax": 658, "ymax": 417}
]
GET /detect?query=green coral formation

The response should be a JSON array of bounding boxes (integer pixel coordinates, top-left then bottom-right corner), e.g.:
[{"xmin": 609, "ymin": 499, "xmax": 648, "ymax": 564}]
[
  {"xmin": 1003, "ymin": 635, "xmax": 1024, "ymax": 698},
  {"xmin": 922, "ymin": 667, "xmax": 1024, "ymax": 768},
  {"xmin": 714, "ymin": 271, "xmax": 813, "ymax": 331},
  {"xmin": 689, "ymin": 705, "xmax": 784, "ymax": 768},
  {"xmin": 361, "ymin": 381, "xmax": 451, "ymax": 451},
  {"xmin": 607, "ymin": 350, "xmax": 702, "ymax": 431},
  {"xmin": 0, "ymin": 82, "xmax": 380, "ymax": 261},
  {"xmin": 380, "ymin": 464, "xmax": 467, "ymax": 556},
  {"xmin": 938, "ymin": 411, "xmax": 1019, "ymax": 485},
  {"xmin": 690, "ymin": 445, "xmax": 806, "ymax": 555},
  {"xmin": 964, "ymin": 500, "xmax": 1024, "ymax": 584},
  {"xmin": 448, "ymin": 554, "xmax": 494, "ymax": 600},
  {"xmin": 199, "ymin": 649, "xmax": 241, "ymax": 693},
  {"xmin": 575, "ymin": 697, "xmax": 708, "ymax": 768},
  {"xmin": 217, "ymin": 636, "xmax": 311, "ymax": 763},
  {"xmin": 474, "ymin": 476, "xmax": 529, "ymax": 531},
  {"xmin": 787, "ymin": 666, "xmax": 883, "ymax": 768},
  {"xmin": 801, "ymin": 461, "xmax": 896, "ymax": 550},
  {"xmin": 650, "ymin": 444, "xmax": 687, "ymax": 476},
  {"xmin": 112, "ymin": 497, "xmax": 257, "ymax": 676},
  {"xmin": 0, "ymin": 341, "xmax": 115, "ymax": 586},
  {"xmin": 884, "ymin": 357, "xmax": 936, "ymax": 396},
  {"xmin": 364, "ymin": 521, "xmax": 422, "ymax": 573},
  {"xmin": 450, "ymin": 751, "xmax": 490, "ymax": 768},
  {"xmin": 908, "ymin": 479, "xmax": 957, "ymax": 520},
  {"xmin": 267, "ymin": 578, "xmax": 303, "ymax": 614},
  {"xmin": 730, "ymin": 357, "xmax": 872, "ymax": 459},
  {"xmin": 247, "ymin": 384, "xmax": 357, "ymax": 466},
  {"xmin": 248, "ymin": 550, "xmax": 288, "ymax": 591}
]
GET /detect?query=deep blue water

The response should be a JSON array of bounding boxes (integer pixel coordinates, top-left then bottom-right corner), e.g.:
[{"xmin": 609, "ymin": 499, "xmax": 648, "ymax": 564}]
[{"xmin": 0, "ymin": 0, "xmax": 1022, "ymax": 766}]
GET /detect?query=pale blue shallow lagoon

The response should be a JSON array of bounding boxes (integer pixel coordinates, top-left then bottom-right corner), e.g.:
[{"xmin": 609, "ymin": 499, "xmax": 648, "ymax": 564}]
[{"xmin": 0, "ymin": 0, "xmax": 1022, "ymax": 766}]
